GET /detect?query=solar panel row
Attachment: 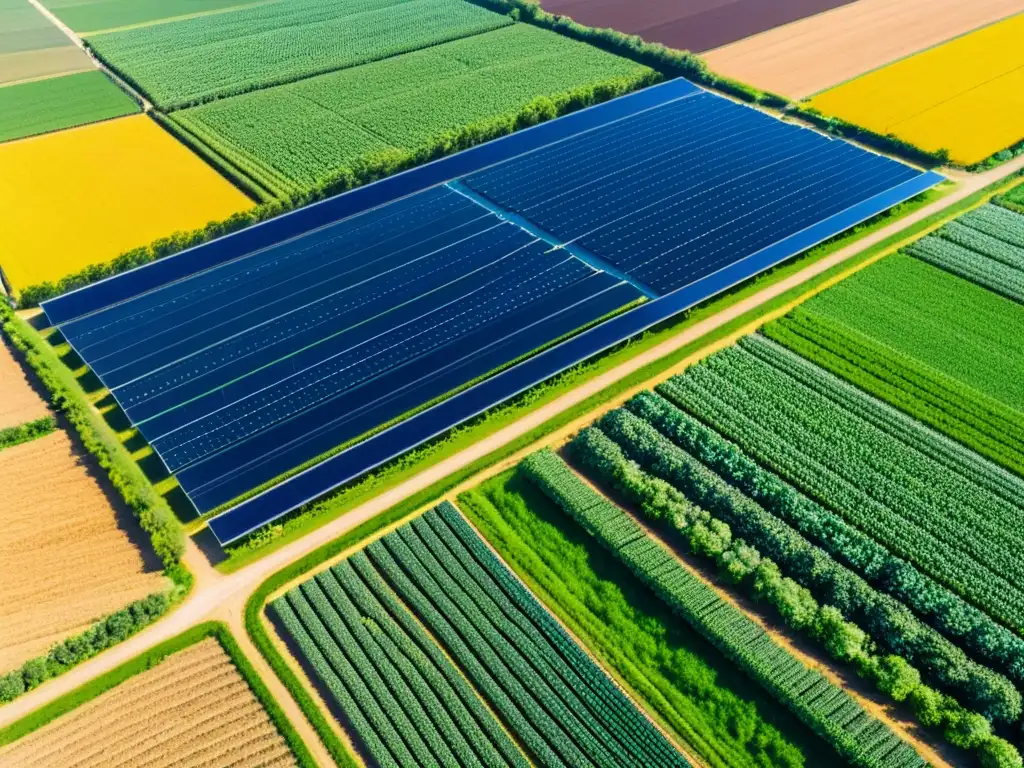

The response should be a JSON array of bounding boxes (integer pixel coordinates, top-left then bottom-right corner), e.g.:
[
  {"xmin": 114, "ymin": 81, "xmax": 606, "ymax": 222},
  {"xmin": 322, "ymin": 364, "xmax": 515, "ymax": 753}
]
[
  {"xmin": 464, "ymin": 91, "xmax": 923, "ymax": 294},
  {"xmin": 45, "ymin": 78, "xmax": 942, "ymax": 544}
]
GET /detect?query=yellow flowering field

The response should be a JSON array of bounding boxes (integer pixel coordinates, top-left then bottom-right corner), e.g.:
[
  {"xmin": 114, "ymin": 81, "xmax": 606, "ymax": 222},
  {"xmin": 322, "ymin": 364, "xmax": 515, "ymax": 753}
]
[
  {"xmin": 810, "ymin": 12, "xmax": 1024, "ymax": 166},
  {"xmin": 0, "ymin": 114, "xmax": 251, "ymax": 291}
]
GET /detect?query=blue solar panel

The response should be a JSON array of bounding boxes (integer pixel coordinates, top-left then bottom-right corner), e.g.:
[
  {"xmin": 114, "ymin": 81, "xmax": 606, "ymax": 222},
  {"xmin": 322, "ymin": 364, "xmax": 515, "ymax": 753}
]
[{"xmin": 44, "ymin": 77, "xmax": 941, "ymax": 543}]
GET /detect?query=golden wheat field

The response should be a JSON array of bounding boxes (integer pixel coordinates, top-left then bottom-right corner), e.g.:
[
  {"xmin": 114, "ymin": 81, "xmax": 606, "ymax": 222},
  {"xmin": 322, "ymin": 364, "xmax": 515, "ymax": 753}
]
[
  {"xmin": 809, "ymin": 12, "xmax": 1024, "ymax": 166},
  {"xmin": 0, "ymin": 639, "xmax": 297, "ymax": 768},
  {"xmin": 0, "ymin": 337, "xmax": 49, "ymax": 431},
  {"xmin": 0, "ymin": 114, "xmax": 251, "ymax": 291},
  {"xmin": 0, "ymin": 431, "xmax": 167, "ymax": 671}
]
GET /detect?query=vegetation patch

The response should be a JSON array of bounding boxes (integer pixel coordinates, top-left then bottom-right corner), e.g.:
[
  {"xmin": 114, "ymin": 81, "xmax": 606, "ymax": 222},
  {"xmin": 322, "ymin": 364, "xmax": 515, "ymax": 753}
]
[{"xmin": 0, "ymin": 71, "xmax": 138, "ymax": 144}]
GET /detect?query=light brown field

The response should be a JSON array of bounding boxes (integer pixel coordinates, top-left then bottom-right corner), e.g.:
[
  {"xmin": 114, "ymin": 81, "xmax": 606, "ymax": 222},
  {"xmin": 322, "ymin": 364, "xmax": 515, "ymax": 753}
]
[
  {"xmin": 0, "ymin": 638, "xmax": 297, "ymax": 768},
  {"xmin": 704, "ymin": 0, "xmax": 1024, "ymax": 98},
  {"xmin": 0, "ymin": 338, "xmax": 49, "ymax": 431},
  {"xmin": 0, "ymin": 46, "xmax": 92, "ymax": 87},
  {"xmin": 0, "ymin": 431, "xmax": 166, "ymax": 671}
]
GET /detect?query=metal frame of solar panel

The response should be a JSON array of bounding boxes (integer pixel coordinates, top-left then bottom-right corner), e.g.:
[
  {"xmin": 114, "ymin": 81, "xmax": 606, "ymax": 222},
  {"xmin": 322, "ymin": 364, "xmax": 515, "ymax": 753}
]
[{"xmin": 44, "ymin": 78, "xmax": 942, "ymax": 545}]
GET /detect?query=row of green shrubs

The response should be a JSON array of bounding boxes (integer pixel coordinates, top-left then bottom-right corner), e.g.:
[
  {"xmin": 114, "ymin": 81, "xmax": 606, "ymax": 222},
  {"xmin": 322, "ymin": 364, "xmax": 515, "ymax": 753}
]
[
  {"xmin": 0, "ymin": 621, "xmax": 317, "ymax": 768},
  {"xmin": 0, "ymin": 593, "xmax": 170, "ymax": 704},
  {"xmin": 0, "ymin": 415, "xmax": 56, "ymax": 452}
]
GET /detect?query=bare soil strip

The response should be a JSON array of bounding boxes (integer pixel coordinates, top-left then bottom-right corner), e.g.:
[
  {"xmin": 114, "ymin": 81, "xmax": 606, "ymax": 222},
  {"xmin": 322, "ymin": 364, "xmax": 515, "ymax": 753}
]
[
  {"xmin": 0, "ymin": 431, "xmax": 166, "ymax": 671},
  {"xmin": 705, "ymin": 0, "xmax": 1024, "ymax": 98},
  {"xmin": 539, "ymin": 0, "xmax": 853, "ymax": 53},
  {"xmin": 0, "ymin": 338, "xmax": 49, "ymax": 432},
  {"xmin": 0, "ymin": 639, "xmax": 297, "ymax": 768}
]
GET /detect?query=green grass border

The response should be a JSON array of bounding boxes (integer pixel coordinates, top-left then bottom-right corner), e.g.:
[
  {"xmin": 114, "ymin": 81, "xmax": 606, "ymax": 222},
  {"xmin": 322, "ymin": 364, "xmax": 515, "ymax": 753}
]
[{"xmin": 0, "ymin": 622, "xmax": 318, "ymax": 768}]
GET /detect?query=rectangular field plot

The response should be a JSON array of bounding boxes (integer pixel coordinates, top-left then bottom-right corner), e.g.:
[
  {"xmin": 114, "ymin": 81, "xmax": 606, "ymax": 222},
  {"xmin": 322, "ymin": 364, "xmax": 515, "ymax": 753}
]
[
  {"xmin": 86, "ymin": 0, "xmax": 512, "ymax": 109},
  {"xmin": 271, "ymin": 502, "xmax": 689, "ymax": 768},
  {"xmin": 45, "ymin": 80, "xmax": 938, "ymax": 542},
  {"xmin": 463, "ymin": 89, "xmax": 925, "ymax": 295},
  {"xmin": 0, "ymin": 0, "xmax": 92, "ymax": 85},
  {"xmin": 0, "ymin": 637, "xmax": 297, "ymax": 768},
  {"xmin": 170, "ymin": 24, "xmax": 654, "ymax": 197},
  {"xmin": 0, "ymin": 70, "xmax": 138, "ymax": 144},
  {"xmin": 808, "ymin": 12, "xmax": 1024, "ymax": 165}
]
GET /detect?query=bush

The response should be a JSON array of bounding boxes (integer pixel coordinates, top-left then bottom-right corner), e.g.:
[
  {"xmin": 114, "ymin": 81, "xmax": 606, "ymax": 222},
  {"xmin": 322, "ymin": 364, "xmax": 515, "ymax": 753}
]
[
  {"xmin": 979, "ymin": 737, "xmax": 1024, "ymax": 768},
  {"xmin": 869, "ymin": 656, "xmax": 921, "ymax": 703},
  {"xmin": 0, "ymin": 415, "xmax": 56, "ymax": 451}
]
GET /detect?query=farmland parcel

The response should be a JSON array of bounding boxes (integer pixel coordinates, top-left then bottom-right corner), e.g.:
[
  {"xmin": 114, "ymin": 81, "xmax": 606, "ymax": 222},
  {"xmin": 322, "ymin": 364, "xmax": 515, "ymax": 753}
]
[
  {"xmin": 170, "ymin": 24, "xmax": 656, "ymax": 198},
  {"xmin": 272, "ymin": 502, "xmax": 690, "ymax": 767},
  {"xmin": 704, "ymin": 0, "xmax": 1024, "ymax": 99},
  {"xmin": 86, "ymin": 0, "xmax": 514, "ymax": 109},
  {"xmin": 0, "ymin": 431, "xmax": 166, "ymax": 671},
  {"xmin": 0, "ymin": 114, "xmax": 251, "ymax": 292},
  {"xmin": 0, "ymin": 70, "xmax": 138, "ymax": 144},
  {"xmin": 809, "ymin": 12, "xmax": 1024, "ymax": 165},
  {"xmin": 42, "ymin": 0, "xmax": 261, "ymax": 34},
  {"xmin": 0, "ymin": 637, "xmax": 297, "ymax": 767},
  {"xmin": 0, "ymin": 338, "xmax": 49, "ymax": 432}
]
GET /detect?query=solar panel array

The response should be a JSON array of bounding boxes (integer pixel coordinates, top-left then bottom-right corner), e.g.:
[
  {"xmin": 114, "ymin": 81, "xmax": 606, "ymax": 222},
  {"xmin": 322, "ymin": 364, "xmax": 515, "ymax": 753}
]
[{"xmin": 45, "ymin": 79, "xmax": 941, "ymax": 543}]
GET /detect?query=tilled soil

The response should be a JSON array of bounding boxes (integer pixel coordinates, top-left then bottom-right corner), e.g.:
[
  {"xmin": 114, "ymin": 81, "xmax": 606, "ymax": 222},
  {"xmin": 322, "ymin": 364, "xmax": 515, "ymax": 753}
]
[
  {"xmin": 539, "ymin": 0, "xmax": 854, "ymax": 52},
  {"xmin": 0, "ymin": 431, "xmax": 166, "ymax": 670},
  {"xmin": 0, "ymin": 639, "xmax": 297, "ymax": 768},
  {"xmin": 0, "ymin": 337, "xmax": 49, "ymax": 432},
  {"xmin": 704, "ymin": 0, "xmax": 1024, "ymax": 97}
]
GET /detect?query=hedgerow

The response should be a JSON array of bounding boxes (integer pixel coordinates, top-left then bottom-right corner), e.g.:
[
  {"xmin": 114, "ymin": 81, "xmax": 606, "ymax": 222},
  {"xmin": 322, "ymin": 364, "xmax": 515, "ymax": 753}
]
[{"xmin": 0, "ymin": 415, "xmax": 56, "ymax": 452}]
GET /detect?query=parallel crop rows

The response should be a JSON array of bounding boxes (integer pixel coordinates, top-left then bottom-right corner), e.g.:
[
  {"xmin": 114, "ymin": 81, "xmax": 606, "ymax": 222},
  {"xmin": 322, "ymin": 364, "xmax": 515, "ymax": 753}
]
[
  {"xmin": 906, "ymin": 236, "xmax": 1024, "ymax": 304},
  {"xmin": 520, "ymin": 450, "xmax": 925, "ymax": 768},
  {"xmin": 658, "ymin": 335, "xmax": 1024, "ymax": 634},
  {"xmin": 272, "ymin": 504, "xmax": 687, "ymax": 768}
]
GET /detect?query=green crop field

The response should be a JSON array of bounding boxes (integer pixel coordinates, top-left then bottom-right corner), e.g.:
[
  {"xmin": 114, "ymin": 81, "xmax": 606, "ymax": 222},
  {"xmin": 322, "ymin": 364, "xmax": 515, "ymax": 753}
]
[
  {"xmin": 520, "ymin": 450, "xmax": 927, "ymax": 768},
  {"xmin": 44, "ymin": 0, "xmax": 259, "ymax": 34},
  {"xmin": 765, "ymin": 250, "xmax": 1024, "ymax": 474},
  {"xmin": 658, "ymin": 335, "xmax": 1024, "ymax": 638},
  {"xmin": 171, "ymin": 24, "xmax": 655, "ymax": 198},
  {"xmin": 272, "ymin": 503, "xmax": 689, "ymax": 768},
  {"xmin": 87, "ymin": 0, "xmax": 512, "ymax": 109},
  {"xmin": 0, "ymin": 70, "xmax": 138, "ymax": 143}
]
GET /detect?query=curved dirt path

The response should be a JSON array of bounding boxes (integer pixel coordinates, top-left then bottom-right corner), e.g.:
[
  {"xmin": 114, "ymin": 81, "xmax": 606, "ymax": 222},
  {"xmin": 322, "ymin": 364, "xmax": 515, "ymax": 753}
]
[{"xmin": 2, "ymin": 158, "xmax": 1023, "ymax": 762}]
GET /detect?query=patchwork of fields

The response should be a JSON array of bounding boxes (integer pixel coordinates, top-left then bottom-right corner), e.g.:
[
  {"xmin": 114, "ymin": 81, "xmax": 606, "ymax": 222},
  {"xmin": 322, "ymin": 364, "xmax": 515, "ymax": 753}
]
[
  {"xmin": 809, "ymin": 11, "xmax": 1024, "ymax": 165},
  {"xmin": 0, "ymin": 0, "xmax": 91, "ymax": 85},
  {"xmin": 0, "ymin": 637, "xmax": 297, "ymax": 767},
  {"xmin": 0, "ymin": 114, "xmax": 251, "ymax": 290}
]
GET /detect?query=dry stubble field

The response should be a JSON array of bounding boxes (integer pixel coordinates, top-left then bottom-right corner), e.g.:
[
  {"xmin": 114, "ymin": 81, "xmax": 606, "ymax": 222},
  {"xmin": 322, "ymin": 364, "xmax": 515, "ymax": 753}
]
[
  {"xmin": 0, "ymin": 338, "xmax": 49, "ymax": 431},
  {"xmin": 0, "ymin": 639, "xmax": 297, "ymax": 768},
  {"xmin": 704, "ymin": 0, "xmax": 1024, "ymax": 98},
  {"xmin": 0, "ymin": 430, "xmax": 166, "ymax": 671}
]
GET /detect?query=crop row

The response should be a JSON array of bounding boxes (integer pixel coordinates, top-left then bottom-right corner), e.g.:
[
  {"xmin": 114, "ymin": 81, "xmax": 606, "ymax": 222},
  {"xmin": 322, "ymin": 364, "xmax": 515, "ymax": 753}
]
[
  {"xmin": 520, "ymin": 449, "xmax": 926, "ymax": 768},
  {"xmin": 939, "ymin": 220, "xmax": 1024, "ymax": 272},
  {"xmin": 658, "ymin": 335, "xmax": 1024, "ymax": 634},
  {"xmin": 906, "ymin": 236, "xmax": 1024, "ymax": 304},
  {"xmin": 627, "ymin": 386, "xmax": 1024, "ymax": 688},
  {"xmin": 587, "ymin": 402, "xmax": 1021, "ymax": 723},
  {"xmin": 273, "ymin": 504, "xmax": 686, "ymax": 767},
  {"xmin": 763, "ymin": 308, "xmax": 1024, "ymax": 476},
  {"xmin": 959, "ymin": 204, "xmax": 1024, "ymax": 249}
]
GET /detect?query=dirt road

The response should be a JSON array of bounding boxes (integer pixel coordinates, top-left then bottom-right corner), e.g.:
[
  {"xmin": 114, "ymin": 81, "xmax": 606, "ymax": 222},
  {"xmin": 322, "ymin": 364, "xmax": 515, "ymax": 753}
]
[{"xmin": 2, "ymin": 157, "xmax": 1022, "ymax": 762}]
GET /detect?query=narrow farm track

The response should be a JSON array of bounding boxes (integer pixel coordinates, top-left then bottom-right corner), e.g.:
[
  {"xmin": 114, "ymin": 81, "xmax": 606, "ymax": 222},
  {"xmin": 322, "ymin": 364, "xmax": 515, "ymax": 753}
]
[
  {"xmin": 24, "ymin": 0, "xmax": 152, "ymax": 112},
  {"xmin": 2, "ymin": 159, "xmax": 1023, "ymax": 763}
]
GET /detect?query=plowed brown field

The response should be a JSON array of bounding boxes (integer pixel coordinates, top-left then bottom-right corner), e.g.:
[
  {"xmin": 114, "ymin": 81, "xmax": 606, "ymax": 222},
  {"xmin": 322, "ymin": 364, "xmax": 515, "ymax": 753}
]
[
  {"xmin": 540, "ymin": 0, "xmax": 854, "ymax": 53},
  {"xmin": 0, "ymin": 431, "xmax": 166, "ymax": 671},
  {"xmin": 0, "ymin": 338, "xmax": 49, "ymax": 432},
  {"xmin": 0, "ymin": 638, "xmax": 297, "ymax": 768},
  {"xmin": 704, "ymin": 0, "xmax": 1024, "ymax": 98}
]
